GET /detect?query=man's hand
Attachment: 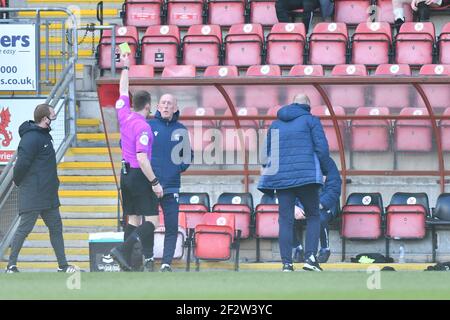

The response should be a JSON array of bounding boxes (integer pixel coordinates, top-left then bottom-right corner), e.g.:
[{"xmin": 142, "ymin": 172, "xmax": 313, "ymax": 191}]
[
  {"xmin": 411, "ymin": 0, "xmax": 424, "ymax": 11},
  {"xmin": 294, "ymin": 206, "xmax": 306, "ymax": 220},
  {"xmin": 152, "ymin": 183, "xmax": 163, "ymax": 198}
]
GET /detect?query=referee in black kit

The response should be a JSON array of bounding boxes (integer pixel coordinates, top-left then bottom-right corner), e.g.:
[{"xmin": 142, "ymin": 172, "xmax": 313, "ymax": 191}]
[{"xmin": 109, "ymin": 53, "xmax": 163, "ymax": 271}]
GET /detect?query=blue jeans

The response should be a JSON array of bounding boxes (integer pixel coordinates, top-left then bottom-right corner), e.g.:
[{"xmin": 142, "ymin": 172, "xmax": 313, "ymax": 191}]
[
  {"xmin": 277, "ymin": 184, "xmax": 320, "ymax": 264},
  {"xmin": 160, "ymin": 193, "xmax": 179, "ymax": 265}
]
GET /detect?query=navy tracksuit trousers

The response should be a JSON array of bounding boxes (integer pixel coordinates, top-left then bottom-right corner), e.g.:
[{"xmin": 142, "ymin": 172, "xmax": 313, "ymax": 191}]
[
  {"xmin": 277, "ymin": 184, "xmax": 320, "ymax": 264},
  {"xmin": 160, "ymin": 193, "xmax": 179, "ymax": 265}
]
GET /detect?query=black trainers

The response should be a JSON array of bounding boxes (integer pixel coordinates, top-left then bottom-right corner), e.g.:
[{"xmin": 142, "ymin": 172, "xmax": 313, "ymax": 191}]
[
  {"xmin": 394, "ymin": 17, "xmax": 405, "ymax": 33},
  {"xmin": 303, "ymin": 255, "xmax": 323, "ymax": 272},
  {"xmin": 5, "ymin": 265, "xmax": 19, "ymax": 273},
  {"xmin": 144, "ymin": 258, "xmax": 154, "ymax": 272},
  {"xmin": 160, "ymin": 264, "xmax": 172, "ymax": 272},
  {"xmin": 317, "ymin": 248, "xmax": 331, "ymax": 263},
  {"xmin": 110, "ymin": 247, "xmax": 132, "ymax": 271},
  {"xmin": 57, "ymin": 265, "xmax": 79, "ymax": 273},
  {"xmin": 282, "ymin": 263, "xmax": 294, "ymax": 272}
]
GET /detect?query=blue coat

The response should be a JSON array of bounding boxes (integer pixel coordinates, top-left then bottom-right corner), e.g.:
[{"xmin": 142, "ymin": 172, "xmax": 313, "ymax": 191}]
[
  {"xmin": 258, "ymin": 103, "xmax": 330, "ymax": 194},
  {"xmin": 296, "ymin": 156, "xmax": 342, "ymax": 213},
  {"xmin": 148, "ymin": 111, "xmax": 192, "ymax": 194}
]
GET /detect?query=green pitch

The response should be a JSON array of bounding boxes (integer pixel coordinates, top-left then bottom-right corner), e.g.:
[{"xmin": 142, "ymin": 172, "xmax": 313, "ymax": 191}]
[{"xmin": 1, "ymin": 271, "xmax": 450, "ymax": 300}]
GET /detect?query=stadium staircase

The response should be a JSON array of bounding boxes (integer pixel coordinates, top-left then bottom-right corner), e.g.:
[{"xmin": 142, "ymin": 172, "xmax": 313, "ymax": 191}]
[{"xmin": 1, "ymin": 0, "xmax": 126, "ymax": 272}]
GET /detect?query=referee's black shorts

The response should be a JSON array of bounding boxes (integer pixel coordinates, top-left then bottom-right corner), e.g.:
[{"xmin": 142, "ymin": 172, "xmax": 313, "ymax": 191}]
[{"xmin": 120, "ymin": 168, "xmax": 159, "ymax": 216}]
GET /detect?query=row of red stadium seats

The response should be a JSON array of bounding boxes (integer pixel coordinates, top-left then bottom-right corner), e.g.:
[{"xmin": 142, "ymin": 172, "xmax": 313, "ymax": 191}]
[
  {"xmin": 97, "ymin": 22, "xmax": 450, "ymax": 69},
  {"xmin": 156, "ymin": 192, "xmax": 450, "ymax": 267},
  {"xmin": 120, "ymin": 0, "xmax": 448, "ymax": 28},
  {"xmin": 180, "ymin": 105, "xmax": 450, "ymax": 152}
]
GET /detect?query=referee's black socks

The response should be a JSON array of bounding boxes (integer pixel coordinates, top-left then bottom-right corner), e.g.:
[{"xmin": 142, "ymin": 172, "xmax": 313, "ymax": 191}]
[
  {"xmin": 137, "ymin": 222, "xmax": 155, "ymax": 260},
  {"xmin": 124, "ymin": 224, "xmax": 137, "ymax": 241}
]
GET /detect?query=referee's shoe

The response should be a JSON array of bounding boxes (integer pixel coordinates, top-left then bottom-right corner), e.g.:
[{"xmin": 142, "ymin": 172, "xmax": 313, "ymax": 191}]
[{"xmin": 303, "ymin": 255, "xmax": 323, "ymax": 272}]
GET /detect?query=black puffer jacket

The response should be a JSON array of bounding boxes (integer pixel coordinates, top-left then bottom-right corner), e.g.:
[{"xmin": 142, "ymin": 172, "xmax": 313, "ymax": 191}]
[{"xmin": 13, "ymin": 121, "xmax": 60, "ymax": 214}]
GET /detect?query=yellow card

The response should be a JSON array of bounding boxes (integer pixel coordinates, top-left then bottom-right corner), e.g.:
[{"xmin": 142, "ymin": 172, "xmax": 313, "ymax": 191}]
[{"xmin": 119, "ymin": 42, "xmax": 131, "ymax": 54}]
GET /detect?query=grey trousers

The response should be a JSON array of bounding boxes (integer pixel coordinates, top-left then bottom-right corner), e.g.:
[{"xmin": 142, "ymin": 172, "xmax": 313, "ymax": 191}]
[{"xmin": 8, "ymin": 207, "xmax": 68, "ymax": 268}]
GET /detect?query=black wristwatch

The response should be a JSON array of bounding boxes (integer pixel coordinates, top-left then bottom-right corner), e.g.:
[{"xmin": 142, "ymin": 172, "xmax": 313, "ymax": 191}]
[
  {"xmin": 150, "ymin": 178, "xmax": 159, "ymax": 186},
  {"xmin": 123, "ymin": 66, "xmax": 129, "ymax": 70}
]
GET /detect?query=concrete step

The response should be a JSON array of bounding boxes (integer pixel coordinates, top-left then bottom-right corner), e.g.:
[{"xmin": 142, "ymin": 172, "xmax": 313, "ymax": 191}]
[
  {"xmin": 59, "ymin": 174, "xmax": 116, "ymax": 184},
  {"xmin": 63, "ymin": 147, "xmax": 121, "ymax": 162},
  {"xmin": 23, "ymin": 240, "xmax": 88, "ymax": 248},
  {"xmin": 18, "ymin": 9, "xmax": 120, "ymax": 19},
  {"xmin": 60, "ymin": 205, "xmax": 118, "ymax": 219},
  {"xmin": 6, "ymin": 247, "xmax": 89, "ymax": 255},
  {"xmin": 36, "ymin": 218, "xmax": 117, "ymax": 228},
  {"xmin": 59, "ymin": 184, "xmax": 117, "ymax": 191},
  {"xmin": 58, "ymin": 162, "xmax": 119, "ymax": 176},
  {"xmin": 76, "ymin": 119, "xmax": 102, "ymax": 134},
  {"xmin": 76, "ymin": 133, "xmax": 121, "ymax": 147},
  {"xmin": 32, "ymin": 225, "xmax": 118, "ymax": 233}
]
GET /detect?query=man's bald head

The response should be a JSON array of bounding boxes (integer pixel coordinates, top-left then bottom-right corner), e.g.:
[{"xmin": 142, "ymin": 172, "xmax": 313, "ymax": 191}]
[
  {"xmin": 292, "ymin": 94, "xmax": 311, "ymax": 106},
  {"xmin": 158, "ymin": 94, "xmax": 178, "ymax": 120}
]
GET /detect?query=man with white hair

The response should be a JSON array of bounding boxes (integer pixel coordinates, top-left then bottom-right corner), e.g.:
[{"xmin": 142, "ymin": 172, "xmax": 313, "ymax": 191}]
[
  {"xmin": 147, "ymin": 94, "xmax": 192, "ymax": 272},
  {"xmin": 258, "ymin": 93, "xmax": 330, "ymax": 272}
]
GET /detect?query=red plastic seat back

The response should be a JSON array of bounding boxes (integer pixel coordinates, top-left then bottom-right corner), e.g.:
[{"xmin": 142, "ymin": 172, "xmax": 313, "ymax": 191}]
[
  {"xmin": 395, "ymin": 22, "xmax": 435, "ymax": 65},
  {"xmin": 162, "ymin": 65, "xmax": 196, "ymax": 77},
  {"xmin": 225, "ymin": 24, "xmax": 264, "ymax": 66},
  {"xmin": 386, "ymin": 205, "xmax": 426, "ymax": 239},
  {"xmin": 181, "ymin": 107, "xmax": 216, "ymax": 152},
  {"xmin": 99, "ymin": 26, "xmax": 139, "ymax": 69},
  {"xmin": 123, "ymin": 0, "xmax": 163, "ymax": 27},
  {"xmin": 129, "ymin": 65, "xmax": 155, "ymax": 78},
  {"xmin": 255, "ymin": 204, "xmax": 279, "ymax": 238},
  {"xmin": 203, "ymin": 66, "xmax": 239, "ymax": 111},
  {"xmin": 396, "ymin": 108, "xmax": 432, "ymax": 152},
  {"xmin": 334, "ymin": 0, "xmax": 371, "ymax": 24},
  {"xmin": 249, "ymin": 0, "xmax": 278, "ymax": 26},
  {"xmin": 341, "ymin": 205, "xmax": 382, "ymax": 239},
  {"xmin": 167, "ymin": 0, "xmax": 204, "ymax": 27},
  {"xmin": 266, "ymin": 23, "xmax": 306, "ymax": 66},
  {"xmin": 352, "ymin": 22, "xmax": 392, "ymax": 65},
  {"xmin": 244, "ymin": 65, "xmax": 281, "ymax": 110},
  {"xmin": 213, "ymin": 203, "xmax": 252, "ymax": 239},
  {"xmin": 311, "ymin": 105, "xmax": 346, "ymax": 152},
  {"xmin": 208, "ymin": 0, "xmax": 246, "ymax": 26},
  {"xmin": 351, "ymin": 107, "xmax": 390, "ymax": 151},
  {"xmin": 287, "ymin": 65, "xmax": 324, "ymax": 107},
  {"xmin": 417, "ymin": 64, "xmax": 450, "ymax": 109},
  {"xmin": 179, "ymin": 203, "xmax": 209, "ymax": 230},
  {"xmin": 439, "ymin": 22, "xmax": 450, "ymax": 63},
  {"xmin": 159, "ymin": 210, "xmax": 187, "ymax": 228},
  {"xmin": 330, "ymin": 64, "xmax": 368, "ymax": 109},
  {"xmin": 309, "ymin": 23, "xmax": 348, "ymax": 65},
  {"xmin": 373, "ymin": 64, "xmax": 411, "ymax": 109},
  {"xmin": 441, "ymin": 108, "xmax": 450, "ymax": 151},
  {"xmin": 141, "ymin": 25, "xmax": 180, "ymax": 67}
]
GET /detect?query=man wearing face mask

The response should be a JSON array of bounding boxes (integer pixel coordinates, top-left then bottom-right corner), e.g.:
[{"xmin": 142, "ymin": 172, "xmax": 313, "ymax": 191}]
[
  {"xmin": 147, "ymin": 94, "xmax": 192, "ymax": 272},
  {"xmin": 5, "ymin": 104, "xmax": 78, "ymax": 273}
]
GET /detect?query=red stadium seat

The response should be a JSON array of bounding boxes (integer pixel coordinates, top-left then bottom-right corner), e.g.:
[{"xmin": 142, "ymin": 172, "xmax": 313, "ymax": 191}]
[
  {"xmin": 248, "ymin": 0, "xmax": 278, "ymax": 26},
  {"xmin": 373, "ymin": 64, "xmax": 412, "ymax": 109},
  {"xmin": 162, "ymin": 64, "xmax": 196, "ymax": 77},
  {"xmin": 311, "ymin": 105, "xmax": 346, "ymax": 152},
  {"xmin": 208, "ymin": 0, "xmax": 246, "ymax": 26},
  {"xmin": 286, "ymin": 65, "xmax": 324, "ymax": 107},
  {"xmin": 98, "ymin": 26, "xmax": 139, "ymax": 70},
  {"xmin": 203, "ymin": 65, "xmax": 239, "ymax": 112},
  {"xmin": 351, "ymin": 107, "xmax": 390, "ymax": 151},
  {"xmin": 182, "ymin": 24, "xmax": 222, "ymax": 67},
  {"xmin": 255, "ymin": 194, "xmax": 279, "ymax": 239},
  {"xmin": 395, "ymin": 22, "xmax": 435, "ymax": 66},
  {"xmin": 154, "ymin": 211, "xmax": 187, "ymax": 260},
  {"xmin": 166, "ymin": 0, "xmax": 204, "ymax": 27},
  {"xmin": 224, "ymin": 24, "xmax": 264, "ymax": 67},
  {"xmin": 438, "ymin": 22, "xmax": 450, "ymax": 64},
  {"xmin": 189, "ymin": 212, "xmax": 241, "ymax": 271},
  {"xmin": 351, "ymin": 22, "xmax": 392, "ymax": 66},
  {"xmin": 395, "ymin": 107, "xmax": 432, "ymax": 152},
  {"xmin": 182, "ymin": 106, "xmax": 217, "ymax": 152},
  {"xmin": 121, "ymin": 0, "xmax": 163, "ymax": 28},
  {"xmin": 386, "ymin": 192, "xmax": 429, "ymax": 239},
  {"xmin": 334, "ymin": 0, "xmax": 370, "ymax": 24},
  {"xmin": 129, "ymin": 65, "xmax": 155, "ymax": 78},
  {"xmin": 440, "ymin": 108, "xmax": 450, "ymax": 151},
  {"xmin": 179, "ymin": 192, "xmax": 210, "ymax": 230},
  {"xmin": 375, "ymin": 0, "xmax": 413, "ymax": 24},
  {"xmin": 212, "ymin": 193, "xmax": 254, "ymax": 239},
  {"xmin": 141, "ymin": 25, "xmax": 180, "ymax": 68},
  {"xmin": 243, "ymin": 65, "xmax": 281, "ymax": 110},
  {"xmin": 309, "ymin": 23, "xmax": 348, "ymax": 66},
  {"xmin": 329, "ymin": 64, "xmax": 368, "ymax": 109},
  {"xmin": 266, "ymin": 23, "xmax": 306, "ymax": 66},
  {"xmin": 221, "ymin": 107, "xmax": 259, "ymax": 152},
  {"xmin": 416, "ymin": 64, "xmax": 450, "ymax": 109},
  {"xmin": 341, "ymin": 192, "xmax": 384, "ymax": 261}
]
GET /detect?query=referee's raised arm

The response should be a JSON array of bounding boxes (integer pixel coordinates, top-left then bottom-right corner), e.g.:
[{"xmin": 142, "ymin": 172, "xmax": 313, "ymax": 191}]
[{"xmin": 119, "ymin": 53, "xmax": 130, "ymax": 97}]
